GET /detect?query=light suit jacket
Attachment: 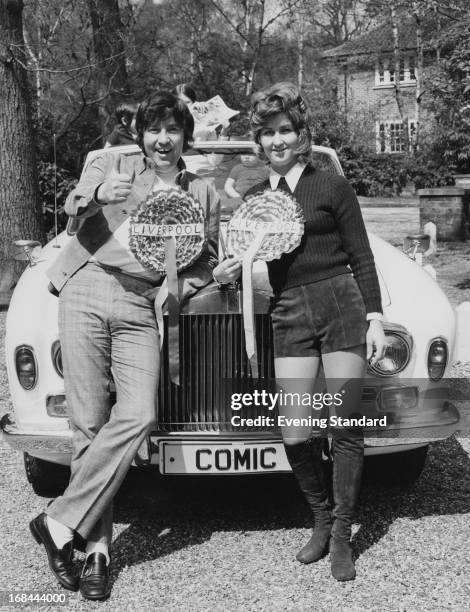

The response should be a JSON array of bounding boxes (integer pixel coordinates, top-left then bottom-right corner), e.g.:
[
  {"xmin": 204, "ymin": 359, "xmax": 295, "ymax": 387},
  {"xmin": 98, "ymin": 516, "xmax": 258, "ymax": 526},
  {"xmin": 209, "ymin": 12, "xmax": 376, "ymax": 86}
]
[{"xmin": 47, "ymin": 150, "xmax": 220, "ymax": 304}]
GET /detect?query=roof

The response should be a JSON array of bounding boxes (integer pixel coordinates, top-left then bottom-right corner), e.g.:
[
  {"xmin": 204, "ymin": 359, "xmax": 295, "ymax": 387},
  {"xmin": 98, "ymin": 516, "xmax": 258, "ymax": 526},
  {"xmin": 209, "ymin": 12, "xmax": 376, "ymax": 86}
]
[{"xmin": 322, "ymin": 14, "xmax": 440, "ymax": 59}]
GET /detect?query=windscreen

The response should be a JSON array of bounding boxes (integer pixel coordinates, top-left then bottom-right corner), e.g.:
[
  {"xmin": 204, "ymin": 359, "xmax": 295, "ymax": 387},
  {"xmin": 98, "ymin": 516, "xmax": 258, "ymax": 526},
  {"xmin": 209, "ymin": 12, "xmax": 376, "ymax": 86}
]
[{"xmin": 184, "ymin": 145, "xmax": 341, "ymax": 219}]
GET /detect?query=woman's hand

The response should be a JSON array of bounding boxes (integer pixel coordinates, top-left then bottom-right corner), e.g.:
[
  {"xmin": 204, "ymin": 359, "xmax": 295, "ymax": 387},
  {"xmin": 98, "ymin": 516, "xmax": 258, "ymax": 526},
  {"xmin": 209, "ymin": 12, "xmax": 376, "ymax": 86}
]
[
  {"xmin": 212, "ymin": 258, "xmax": 242, "ymax": 284},
  {"xmin": 366, "ymin": 319, "xmax": 386, "ymax": 365}
]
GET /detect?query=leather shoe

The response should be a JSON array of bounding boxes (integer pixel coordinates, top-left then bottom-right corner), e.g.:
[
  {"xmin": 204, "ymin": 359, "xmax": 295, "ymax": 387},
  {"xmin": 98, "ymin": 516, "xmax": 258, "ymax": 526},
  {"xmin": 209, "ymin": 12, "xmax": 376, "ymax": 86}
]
[
  {"xmin": 80, "ymin": 553, "xmax": 111, "ymax": 601},
  {"xmin": 29, "ymin": 513, "xmax": 79, "ymax": 591}
]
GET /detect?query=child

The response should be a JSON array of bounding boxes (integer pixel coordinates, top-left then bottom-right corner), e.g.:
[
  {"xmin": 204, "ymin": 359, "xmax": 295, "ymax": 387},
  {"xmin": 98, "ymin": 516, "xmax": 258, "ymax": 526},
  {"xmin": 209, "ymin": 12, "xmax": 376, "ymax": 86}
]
[
  {"xmin": 105, "ymin": 101, "xmax": 138, "ymax": 147},
  {"xmin": 224, "ymin": 151, "xmax": 268, "ymax": 198}
]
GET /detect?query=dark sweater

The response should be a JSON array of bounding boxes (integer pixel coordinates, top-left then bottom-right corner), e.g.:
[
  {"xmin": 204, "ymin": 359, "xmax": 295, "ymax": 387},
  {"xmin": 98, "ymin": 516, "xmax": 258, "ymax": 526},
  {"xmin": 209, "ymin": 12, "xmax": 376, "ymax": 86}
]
[{"xmin": 245, "ymin": 165, "xmax": 383, "ymax": 314}]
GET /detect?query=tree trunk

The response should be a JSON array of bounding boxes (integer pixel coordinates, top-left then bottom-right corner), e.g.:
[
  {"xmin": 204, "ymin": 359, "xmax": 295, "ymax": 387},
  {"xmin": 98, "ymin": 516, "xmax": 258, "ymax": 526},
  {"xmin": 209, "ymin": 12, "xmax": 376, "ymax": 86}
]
[
  {"xmin": 87, "ymin": 0, "xmax": 130, "ymax": 143},
  {"xmin": 240, "ymin": 0, "xmax": 255, "ymax": 95},
  {"xmin": 22, "ymin": 21, "xmax": 42, "ymax": 113},
  {"xmin": 297, "ymin": 26, "xmax": 304, "ymax": 90},
  {"xmin": 245, "ymin": 0, "xmax": 265, "ymax": 97},
  {"xmin": 0, "ymin": 0, "xmax": 44, "ymax": 293},
  {"xmin": 390, "ymin": 4, "xmax": 409, "ymax": 151}
]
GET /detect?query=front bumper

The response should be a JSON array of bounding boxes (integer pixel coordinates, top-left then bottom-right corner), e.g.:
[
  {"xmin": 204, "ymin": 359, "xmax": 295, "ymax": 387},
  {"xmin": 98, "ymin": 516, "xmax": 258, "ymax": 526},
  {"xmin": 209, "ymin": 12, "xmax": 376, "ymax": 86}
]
[
  {"xmin": 0, "ymin": 413, "xmax": 73, "ymax": 464},
  {"xmin": 1, "ymin": 401, "xmax": 464, "ymax": 468}
]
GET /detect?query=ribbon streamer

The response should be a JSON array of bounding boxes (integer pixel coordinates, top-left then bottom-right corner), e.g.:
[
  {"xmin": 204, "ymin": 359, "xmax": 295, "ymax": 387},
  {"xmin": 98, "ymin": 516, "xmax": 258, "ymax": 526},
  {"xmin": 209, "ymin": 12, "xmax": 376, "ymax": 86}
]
[
  {"xmin": 153, "ymin": 278, "xmax": 168, "ymax": 350},
  {"xmin": 227, "ymin": 189, "xmax": 304, "ymax": 379},
  {"xmin": 164, "ymin": 237, "xmax": 180, "ymax": 385},
  {"xmin": 130, "ymin": 186, "xmax": 207, "ymax": 386},
  {"xmin": 242, "ymin": 229, "xmax": 268, "ymax": 380}
]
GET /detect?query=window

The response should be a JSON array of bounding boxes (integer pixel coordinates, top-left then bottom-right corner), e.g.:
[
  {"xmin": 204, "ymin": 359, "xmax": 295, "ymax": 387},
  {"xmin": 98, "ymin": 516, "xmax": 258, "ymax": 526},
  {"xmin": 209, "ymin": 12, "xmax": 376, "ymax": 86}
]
[
  {"xmin": 376, "ymin": 120, "xmax": 416, "ymax": 153},
  {"xmin": 375, "ymin": 55, "xmax": 417, "ymax": 86}
]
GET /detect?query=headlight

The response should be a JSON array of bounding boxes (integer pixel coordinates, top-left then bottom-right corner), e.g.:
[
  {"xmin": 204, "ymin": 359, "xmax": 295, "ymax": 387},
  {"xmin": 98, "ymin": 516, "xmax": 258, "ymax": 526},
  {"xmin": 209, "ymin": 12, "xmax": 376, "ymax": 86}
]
[
  {"xmin": 15, "ymin": 345, "xmax": 38, "ymax": 390},
  {"xmin": 427, "ymin": 338, "xmax": 448, "ymax": 381},
  {"xmin": 368, "ymin": 331, "xmax": 411, "ymax": 377},
  {"xmin": 51, "ymin": 340, "xmax": 63, "ymax": 378}
]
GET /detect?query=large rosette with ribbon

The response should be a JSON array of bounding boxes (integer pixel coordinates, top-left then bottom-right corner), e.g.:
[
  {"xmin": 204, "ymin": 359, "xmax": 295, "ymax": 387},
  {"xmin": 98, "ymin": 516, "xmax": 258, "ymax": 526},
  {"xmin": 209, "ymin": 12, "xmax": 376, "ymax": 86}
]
[
  {"xmin": 227, "ymin": 189, "xmax": 304, "ymax": 262},
  {"xmin": 129, "ymin": 186, "xmax": 206, "ymax": 385},
  {"xmin": 226, "ymin": 189, "xmax": 305, "ymax": 378},
  {"xmin": 129, "ymin": 185, "xmax": 206, "ymax": 272}
]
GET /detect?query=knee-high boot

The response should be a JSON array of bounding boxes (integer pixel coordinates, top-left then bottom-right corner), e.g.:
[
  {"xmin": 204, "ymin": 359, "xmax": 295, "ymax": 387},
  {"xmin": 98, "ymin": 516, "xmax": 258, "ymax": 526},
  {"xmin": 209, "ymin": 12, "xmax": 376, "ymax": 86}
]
[
  {"xmin": 330, "ymin": 435, "xmax": 364, "ymax": 581},
  {"xmin": 284, "ymin": 439, "xmax": 332, "ymax": 563}
]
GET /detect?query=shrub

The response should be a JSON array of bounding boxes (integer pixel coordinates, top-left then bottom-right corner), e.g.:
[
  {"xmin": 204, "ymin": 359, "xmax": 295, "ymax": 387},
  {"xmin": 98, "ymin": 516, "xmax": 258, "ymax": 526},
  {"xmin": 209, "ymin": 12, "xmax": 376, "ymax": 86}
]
[
  {"xmin": 406, "ymin": 154, "xmax": 455, "ymax": 190},
  {"xmin": 338, "ymin": 146, "xmax": 409, "ymax": 197},
  {"xmin": 37, "ymin": 161, "xmax": 77, "ymax": 240}
]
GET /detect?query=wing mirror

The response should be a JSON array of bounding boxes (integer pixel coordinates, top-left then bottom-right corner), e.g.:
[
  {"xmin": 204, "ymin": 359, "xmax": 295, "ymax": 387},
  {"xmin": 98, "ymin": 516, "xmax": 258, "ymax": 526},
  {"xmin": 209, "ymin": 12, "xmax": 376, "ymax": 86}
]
[{"xmin": 12, "ymin": 240, "xmax": 42, "ymax": 266}]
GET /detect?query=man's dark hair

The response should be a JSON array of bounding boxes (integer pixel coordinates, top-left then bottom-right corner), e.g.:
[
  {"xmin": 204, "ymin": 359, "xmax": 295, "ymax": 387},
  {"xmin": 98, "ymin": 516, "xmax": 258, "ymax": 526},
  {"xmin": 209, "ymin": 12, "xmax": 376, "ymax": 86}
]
[
  {"xmin": 173, "ymin": 83, "xmax": 197, "ymax": 104},
  {"xmin": 135, "ymin": 91, "xmax": 194, "ymax": 152},
  {"xmin": 115, "ymin": 101, "xmax": 138, "ymax": 126}
]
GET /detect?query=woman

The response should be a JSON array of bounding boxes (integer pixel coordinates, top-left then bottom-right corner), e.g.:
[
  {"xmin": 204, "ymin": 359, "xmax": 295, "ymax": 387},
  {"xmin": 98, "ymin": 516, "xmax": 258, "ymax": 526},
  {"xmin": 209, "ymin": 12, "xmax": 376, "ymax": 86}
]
[
  {"xmin": 217, "ymin": 82, "xmax": 386, "ymax": 581},
  {"xmin": 31, "ymin": 91, "xmax": 220, "ymax": 600}
]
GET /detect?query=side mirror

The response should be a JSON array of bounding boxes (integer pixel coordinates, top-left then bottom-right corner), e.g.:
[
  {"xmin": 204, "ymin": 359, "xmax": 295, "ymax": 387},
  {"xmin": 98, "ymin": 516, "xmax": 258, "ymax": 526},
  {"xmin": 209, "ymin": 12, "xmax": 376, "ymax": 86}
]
[
  {"xmin": 12, "ymin": 240, "xmax": 42, "ymax": 266},
  {"xmin": 402, "ymin": 234, "xmax": 430, "ymax": 265}
]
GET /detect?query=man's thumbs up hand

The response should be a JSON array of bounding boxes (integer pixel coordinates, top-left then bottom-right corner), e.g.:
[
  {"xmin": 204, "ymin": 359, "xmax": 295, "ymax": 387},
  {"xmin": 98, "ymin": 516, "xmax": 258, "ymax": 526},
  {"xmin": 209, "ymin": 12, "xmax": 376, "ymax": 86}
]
[
  {"xmin": 96, "ymin": 155, "xmax": 134, "ymax": 205},
  {"xmin": 111, "ymin": 154, "xmax": 122, "ymax": 175}
]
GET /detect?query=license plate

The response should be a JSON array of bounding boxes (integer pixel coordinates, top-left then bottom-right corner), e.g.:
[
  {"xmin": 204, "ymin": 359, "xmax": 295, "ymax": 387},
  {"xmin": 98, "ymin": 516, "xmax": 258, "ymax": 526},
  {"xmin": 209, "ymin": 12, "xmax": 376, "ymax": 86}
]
[{"xmin": 160, "ymin": 441, "xmax": 291, "ymax": 474}]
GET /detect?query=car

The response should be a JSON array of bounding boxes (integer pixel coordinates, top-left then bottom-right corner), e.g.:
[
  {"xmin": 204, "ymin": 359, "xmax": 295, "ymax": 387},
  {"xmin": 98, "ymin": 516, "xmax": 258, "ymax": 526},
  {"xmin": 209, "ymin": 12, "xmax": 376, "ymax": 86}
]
[{"xmin": 1, "ymin": 141, "xmax": 463, "ymax": 495}]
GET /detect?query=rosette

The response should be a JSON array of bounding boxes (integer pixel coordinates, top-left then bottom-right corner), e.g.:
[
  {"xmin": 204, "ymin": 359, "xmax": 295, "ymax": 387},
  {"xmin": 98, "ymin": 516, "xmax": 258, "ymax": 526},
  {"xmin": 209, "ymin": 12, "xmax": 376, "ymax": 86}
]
[
  {"xmin": 226, "ymin": 189, "xmax": 304, "ymax": 261},
  {"xmin": 226, "ymin": 189, "xmax": 305, "ymax": 379},
  {"xmin": 129, "ymin": 185, "xmax": 206, "ymax": 272},
  {"xmin": 129, "ymin": 185, "xmax": 206, "ymax": 386}
]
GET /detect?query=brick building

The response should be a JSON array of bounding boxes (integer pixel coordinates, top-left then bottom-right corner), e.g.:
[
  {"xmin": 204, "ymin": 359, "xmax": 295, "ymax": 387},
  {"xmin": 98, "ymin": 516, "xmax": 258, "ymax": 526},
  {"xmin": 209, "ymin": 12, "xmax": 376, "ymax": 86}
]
[{"xmin": 322, "ymin": 17, "xmax": 439, "ymax": 154}]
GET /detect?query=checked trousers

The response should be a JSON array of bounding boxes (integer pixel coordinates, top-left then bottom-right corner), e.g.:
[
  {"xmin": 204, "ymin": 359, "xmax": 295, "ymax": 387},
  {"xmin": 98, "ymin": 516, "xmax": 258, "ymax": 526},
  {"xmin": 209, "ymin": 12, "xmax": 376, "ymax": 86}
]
[{"xmin": 47, "ymin": 263, "xmax": 160, "ymax": 544}]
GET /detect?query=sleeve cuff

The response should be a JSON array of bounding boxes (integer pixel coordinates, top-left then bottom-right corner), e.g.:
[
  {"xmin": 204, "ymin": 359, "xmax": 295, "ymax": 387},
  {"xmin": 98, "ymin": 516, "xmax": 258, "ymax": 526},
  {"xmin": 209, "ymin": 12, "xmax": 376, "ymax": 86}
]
[
  {"xmin": 367, "ymin": 312, "xmax": 383, "ymax": 321},
  {"xmin": 92, "ymin": 184, "xmax": 106, "ymax": 207},
  {"xmin": 212, "ymin": 270, "xmax": 225, "ymax": 287}
]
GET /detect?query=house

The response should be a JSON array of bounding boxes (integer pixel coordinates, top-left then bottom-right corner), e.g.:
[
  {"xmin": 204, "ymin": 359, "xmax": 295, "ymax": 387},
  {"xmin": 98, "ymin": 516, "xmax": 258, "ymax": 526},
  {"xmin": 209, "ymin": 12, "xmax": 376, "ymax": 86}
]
[{"xmin": 322, "ymin": 16, "xmax": 440, "ymax": 155}]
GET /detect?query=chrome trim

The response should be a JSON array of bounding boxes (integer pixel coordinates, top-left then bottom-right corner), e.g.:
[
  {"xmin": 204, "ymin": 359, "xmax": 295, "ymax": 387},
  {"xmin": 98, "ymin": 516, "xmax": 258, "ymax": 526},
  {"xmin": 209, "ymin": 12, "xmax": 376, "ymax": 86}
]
[
  {"xmin": 1, "ymin": 414, "xmax": 72, "ymax": 454},
  {"xmin": 367, "ymin": 326, "xmax": 413, "ymax": 377},
  {"xmin": 156, "ymin": 313, "xmax": 275, "ymax": 433},
  {"xmin": 1, "ymin": 402, "xmax": 462, "ymax": 465}
]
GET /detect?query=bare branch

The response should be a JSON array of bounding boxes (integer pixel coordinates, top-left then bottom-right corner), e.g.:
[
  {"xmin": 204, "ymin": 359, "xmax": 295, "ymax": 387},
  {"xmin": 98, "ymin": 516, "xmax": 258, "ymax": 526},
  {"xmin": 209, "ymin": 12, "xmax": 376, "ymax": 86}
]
[
  {"xmin": 207, "ymin": 0, "xmax": 252, "ymax": 48},
  {"xmin": 6, "ymin": 43, "xmax": 127, "ymax": 75}
]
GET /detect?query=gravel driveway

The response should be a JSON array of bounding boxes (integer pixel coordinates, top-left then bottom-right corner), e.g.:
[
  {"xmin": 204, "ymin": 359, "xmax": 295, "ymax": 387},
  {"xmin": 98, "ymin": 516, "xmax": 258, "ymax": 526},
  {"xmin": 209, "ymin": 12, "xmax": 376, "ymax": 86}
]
[{"xmin": 1, "ymin": 306, "xmax": 469, "ymax": 612}]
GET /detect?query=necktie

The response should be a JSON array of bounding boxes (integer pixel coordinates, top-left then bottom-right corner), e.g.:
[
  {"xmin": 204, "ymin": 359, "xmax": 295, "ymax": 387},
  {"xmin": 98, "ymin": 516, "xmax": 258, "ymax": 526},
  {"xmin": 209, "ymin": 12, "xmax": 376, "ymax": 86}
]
[{"xmin": 277, "ymin": 176, "xmax": 291, "ymax": 194}]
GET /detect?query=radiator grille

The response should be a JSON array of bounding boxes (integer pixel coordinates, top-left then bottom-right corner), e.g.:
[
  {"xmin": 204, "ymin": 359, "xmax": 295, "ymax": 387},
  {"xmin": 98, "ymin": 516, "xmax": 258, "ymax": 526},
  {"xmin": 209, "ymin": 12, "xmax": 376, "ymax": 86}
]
[{"xmin": 156, "ymin": 314, "xmax": 275, "ymax": 432}]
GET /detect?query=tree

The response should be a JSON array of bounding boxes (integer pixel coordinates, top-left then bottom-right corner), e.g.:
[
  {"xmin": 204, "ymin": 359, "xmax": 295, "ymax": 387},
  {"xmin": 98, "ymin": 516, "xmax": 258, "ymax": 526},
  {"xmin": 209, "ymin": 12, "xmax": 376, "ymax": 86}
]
[
  {"xmin": 363, "ymin": 0, "xmax": 467, "ymax": 153},
  {"xmin": 425, "ymin": 13, "xmax": 470, "ymax": 173},
  {"xmin": 0, "ymin": 0, "xmax": 44, "ymax": 293},
  {"xmin": 310, "ymin": 0, "xmax": 372, "ymax": 47},
  {"xmin": 209, "ymin": 0, "xmax": 304, "ymax": 96},
  {"xmin": 86, "ymin": 0, "xmax": 131, "ymax": 141}
]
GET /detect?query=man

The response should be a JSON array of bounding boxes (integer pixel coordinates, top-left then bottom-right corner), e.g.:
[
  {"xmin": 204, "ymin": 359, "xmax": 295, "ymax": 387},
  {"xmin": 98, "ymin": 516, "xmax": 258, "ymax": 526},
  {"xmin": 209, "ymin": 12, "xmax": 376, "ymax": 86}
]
[{"xmin": 30, "ymin": 91, "xmax": 220, "ymax": 600}]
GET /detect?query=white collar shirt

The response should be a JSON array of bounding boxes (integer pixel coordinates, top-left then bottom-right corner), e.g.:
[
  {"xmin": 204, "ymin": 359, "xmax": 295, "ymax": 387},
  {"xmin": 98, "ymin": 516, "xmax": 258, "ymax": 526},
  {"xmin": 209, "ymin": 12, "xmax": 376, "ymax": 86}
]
[{"xmin": 269, "ymin": 162, "xmax": 307, "ymax": 192}]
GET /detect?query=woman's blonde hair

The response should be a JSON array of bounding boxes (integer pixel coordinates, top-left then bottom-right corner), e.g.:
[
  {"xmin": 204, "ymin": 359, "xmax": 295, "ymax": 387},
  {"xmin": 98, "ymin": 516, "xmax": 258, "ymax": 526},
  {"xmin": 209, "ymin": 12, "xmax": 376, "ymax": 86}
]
[{"xmin": 249, "ymin": 82, "xmax": 312, "ymax": 164}]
